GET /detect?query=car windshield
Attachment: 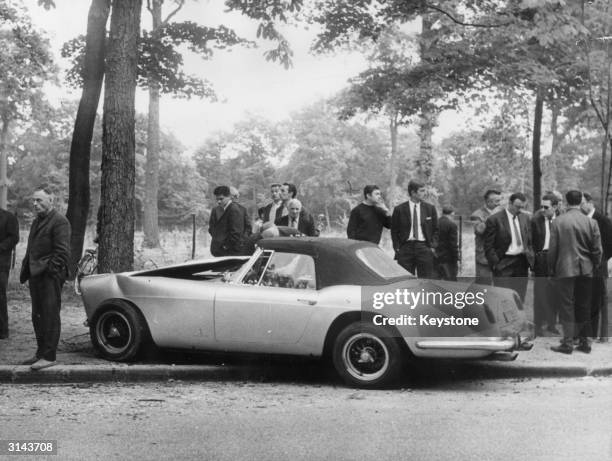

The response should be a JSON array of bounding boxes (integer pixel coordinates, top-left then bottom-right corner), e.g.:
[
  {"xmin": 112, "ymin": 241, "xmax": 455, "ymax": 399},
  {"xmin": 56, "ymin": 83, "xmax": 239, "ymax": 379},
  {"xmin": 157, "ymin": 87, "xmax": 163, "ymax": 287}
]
[{"xmin": 355, "ymin": 247, "xmax": 414, "ymax": 279}]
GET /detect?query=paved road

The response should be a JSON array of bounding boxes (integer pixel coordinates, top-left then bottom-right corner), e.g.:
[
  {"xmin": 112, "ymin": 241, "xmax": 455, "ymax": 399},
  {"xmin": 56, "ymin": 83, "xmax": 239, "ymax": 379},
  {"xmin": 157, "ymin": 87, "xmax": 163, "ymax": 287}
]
[{"xmin": 1, "ymin": 377, "xmax": 610, "ymax": 461}]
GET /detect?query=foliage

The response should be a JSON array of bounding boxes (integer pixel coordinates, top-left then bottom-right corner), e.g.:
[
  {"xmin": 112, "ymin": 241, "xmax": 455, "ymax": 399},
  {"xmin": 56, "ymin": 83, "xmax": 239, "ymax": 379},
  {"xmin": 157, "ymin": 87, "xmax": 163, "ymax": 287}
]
[{"xmin": 0, "ymin": 6, "xmax": 56, "ymax": 123}]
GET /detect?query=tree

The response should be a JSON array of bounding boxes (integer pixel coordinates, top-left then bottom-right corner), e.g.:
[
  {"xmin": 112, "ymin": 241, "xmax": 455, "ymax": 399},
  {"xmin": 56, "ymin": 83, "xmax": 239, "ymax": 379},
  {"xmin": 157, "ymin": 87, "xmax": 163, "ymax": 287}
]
[
  {"xmin": 0, "ymin": 3, "xmax": 55, "ymax": 208},
  {"xmin": 65, "ymin": 0, "xmax": 304, "ymax": 272},
  {"xmin": 141, "ymin": 0, "xmax": 250, "ymax": 247},
  {"xmin": 97, "ymin": 0, "xmax": 142, "ymax": 273},
  {"xmin": 64, "ymin": 0, "xmax": 110, "ymax": 275}
]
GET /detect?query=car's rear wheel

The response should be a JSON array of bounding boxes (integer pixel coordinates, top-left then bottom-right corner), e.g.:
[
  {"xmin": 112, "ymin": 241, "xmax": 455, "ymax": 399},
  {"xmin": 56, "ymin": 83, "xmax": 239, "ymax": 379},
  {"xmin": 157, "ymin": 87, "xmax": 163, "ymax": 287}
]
[
  {"xmin": 332, "ymin": 322, "xmax": 403, "ymax": 388},
  {"xmin": 90, "ymin": 301, "xmax": 147, "ymax": 361}
]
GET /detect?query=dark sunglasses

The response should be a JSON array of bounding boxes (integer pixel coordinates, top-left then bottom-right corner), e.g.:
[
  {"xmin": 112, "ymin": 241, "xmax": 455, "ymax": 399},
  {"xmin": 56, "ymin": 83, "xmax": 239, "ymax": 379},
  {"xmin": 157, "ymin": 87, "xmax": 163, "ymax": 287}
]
[{"xmin": 541, "ymin": 205, "xmax": 550, "ymax": 209}]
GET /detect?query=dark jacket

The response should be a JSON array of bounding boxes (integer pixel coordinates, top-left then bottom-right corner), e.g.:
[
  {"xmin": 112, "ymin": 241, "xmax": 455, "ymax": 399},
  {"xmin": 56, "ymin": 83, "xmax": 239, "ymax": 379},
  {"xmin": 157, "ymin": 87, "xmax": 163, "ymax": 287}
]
[
  {"xmin": 484, "ymin": 209, "xmax": 534, "ymax": 270},
  {"xmin": 346, "ymin": 203, "xmax": 391, "ymax": 244},
  {"xmin": 436, "ymin": 215, "xmax": 458, "ymax": 263},
  {"xmin": 275, "ymin": 211, "xmax": 319, "ymax": 237},
  {"xmin": 208, "ymin": 202, "xmax": 246, "ymax": 256},
  {"xmin": 591, "ymin": 210, "xmax": 612, "ymax": 262},
  {"xmin": 548, "ymin": 208, "xmax": 601, "ymax": 278},
  {"xmin": 20, "ymin": 209, "xmax": 71, "ymax": 282},
  {"xmin": 531, "ymin": 211, "xmax": 552, "ymax": 253},
  {"xmin": 391, "ymin": 200, "xmax": 438, "ymax": 251},
  {"xmin": 0, "ymin": 208, "xmax": 18, "ymax": 272},
  {"xmin": 258, "ymin": 202, "xmax": 284, "ymax": 223}
]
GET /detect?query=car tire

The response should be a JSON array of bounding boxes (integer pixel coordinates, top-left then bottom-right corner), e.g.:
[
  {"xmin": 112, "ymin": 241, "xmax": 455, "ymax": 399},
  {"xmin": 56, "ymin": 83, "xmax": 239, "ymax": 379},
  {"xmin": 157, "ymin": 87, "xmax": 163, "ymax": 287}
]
[
  {"xmin": 332, "ymin": 322, "xmax": 403, "ymax": 388},
  {"xmin": 90, "ymin": 301, "xmax": 148, "ymax": 362}
]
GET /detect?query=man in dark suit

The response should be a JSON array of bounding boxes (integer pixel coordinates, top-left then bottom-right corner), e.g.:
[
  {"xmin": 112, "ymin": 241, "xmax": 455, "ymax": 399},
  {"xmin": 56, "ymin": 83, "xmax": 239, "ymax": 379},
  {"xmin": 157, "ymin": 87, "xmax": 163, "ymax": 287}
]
[
  {"xmin": 581, "ymin": 192, "xmax": 612, "ymax": 341},
  {"xmin": 391, "ymin": 180, "xmax": 438, "ymax": 278},
  {"xmin": 275, "ymin": 199, "xmax": 320, "ymax": 237},
  {"xmin": 0, "ymin": 207, "xmax": 18, "ymax": 339},
  {"xmin": 20, "ymin": 188, "xmax": 71, "ymax": 370},
  {"xmin": 483, "ymin": 192, "xmax": 534, "ymax": 302},
  {"xmin": 257, "ymin": 183, "xmax": 284, "ymax": 224},
  {"xmin": 549, "ymin": 190, "xmax": 601, "ymax": 354},
  {"xmin": 209, "ymin": 185, "xmax": 246, "ymax": 256},
  {"xmin": 436, "ymin": 205, "xmax": 458, "ymax": 281},
  {"xmin": 531, "ymin": 193, "xmax": 560, "ymax": 336}
]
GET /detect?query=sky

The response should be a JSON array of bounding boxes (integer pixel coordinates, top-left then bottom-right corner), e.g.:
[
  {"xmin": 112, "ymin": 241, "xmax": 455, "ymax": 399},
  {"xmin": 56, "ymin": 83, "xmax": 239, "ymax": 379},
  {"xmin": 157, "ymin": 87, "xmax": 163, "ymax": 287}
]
[{"xmin": 23, "ymin": 0, "xmax": 377, "ymax": 150}]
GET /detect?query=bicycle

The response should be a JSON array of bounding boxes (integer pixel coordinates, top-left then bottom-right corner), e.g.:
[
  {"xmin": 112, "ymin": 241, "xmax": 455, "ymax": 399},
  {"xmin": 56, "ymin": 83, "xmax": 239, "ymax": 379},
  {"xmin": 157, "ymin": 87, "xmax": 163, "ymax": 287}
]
[{"xmin": 74, "ymin": 247, "xmax": 98, "ymax": 295}]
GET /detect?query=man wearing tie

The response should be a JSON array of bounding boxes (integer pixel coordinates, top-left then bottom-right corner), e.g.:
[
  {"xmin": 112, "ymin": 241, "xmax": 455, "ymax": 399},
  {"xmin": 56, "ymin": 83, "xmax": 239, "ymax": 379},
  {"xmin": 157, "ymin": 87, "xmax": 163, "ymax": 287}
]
[
  {"xmin": 531, "ymin": 193, "xmax": 560, "ymax": 336},
  {"xmin": 391, "ymin": 180, "xmax": 438, "ymax": 278},
  {"xmin": 275, "ymin": 199, "xmax": 319, "ymax": 237},
  {"xmin": 483, "ymin": 192, "xmax": 534, "ymax": 302}
]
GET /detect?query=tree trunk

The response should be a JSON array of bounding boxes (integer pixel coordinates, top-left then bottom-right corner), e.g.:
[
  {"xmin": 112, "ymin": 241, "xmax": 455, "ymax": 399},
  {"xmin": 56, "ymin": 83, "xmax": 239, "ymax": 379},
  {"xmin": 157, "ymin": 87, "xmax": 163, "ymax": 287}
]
[
  {"xmin": 388, "ymin": 112, "xmax": 398, "ymax": 206},
  {"xmin": 549, "ymin": 104, "xmax": 559, "ymax": 191},
  {"xmin": 417, "ymin": 112, "xmax": 434, "ymax": 183},
  {"xmin": 143, "ymin": 0, "xmax": 162, "ymax": 248},
  {"xmin": 66, "ymin": 0, "xmax": 110, "ymax": 274},
  {"xmin": 532, "ymin": 87, "xmax": 544, "ymax": 211},
  {"xmin": 0, "ymin": 114, "xmax": 9, "ymax": 209},
  {"xmin": 416, "ymin": 15, "xmax": 435, "ymax": 185},
  {"xmin": 98, "ymin": 0, "xmax": 142, "ymax": 273}
]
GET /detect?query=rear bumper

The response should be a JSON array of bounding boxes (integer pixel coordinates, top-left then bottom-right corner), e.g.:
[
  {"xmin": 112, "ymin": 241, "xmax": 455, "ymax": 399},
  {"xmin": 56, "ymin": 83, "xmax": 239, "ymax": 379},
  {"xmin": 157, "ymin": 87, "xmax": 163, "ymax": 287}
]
[{"xmin": 414, "ymin": 336, "xmax": 520, "ymax": 352}]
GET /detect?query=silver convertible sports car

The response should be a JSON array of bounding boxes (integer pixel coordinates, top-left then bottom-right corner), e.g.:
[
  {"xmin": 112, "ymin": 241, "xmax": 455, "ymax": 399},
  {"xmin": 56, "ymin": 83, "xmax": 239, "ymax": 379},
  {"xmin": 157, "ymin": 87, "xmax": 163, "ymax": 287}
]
[{"xmin": 79, "ymin": 238, "xmax": 530, "ymax": 388}]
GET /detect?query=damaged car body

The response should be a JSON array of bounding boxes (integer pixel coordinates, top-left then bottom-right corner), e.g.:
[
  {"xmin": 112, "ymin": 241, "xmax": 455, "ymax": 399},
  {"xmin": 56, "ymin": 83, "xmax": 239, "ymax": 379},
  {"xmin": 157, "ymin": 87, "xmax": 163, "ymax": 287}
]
[{"xmin": 79, "ymin": 238, "xmax": 531, "ymax": 388}]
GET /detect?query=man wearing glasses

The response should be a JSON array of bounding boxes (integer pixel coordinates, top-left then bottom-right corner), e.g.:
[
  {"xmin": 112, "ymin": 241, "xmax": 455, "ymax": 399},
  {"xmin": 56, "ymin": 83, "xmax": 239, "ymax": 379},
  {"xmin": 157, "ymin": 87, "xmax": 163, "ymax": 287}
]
[{"xmin": 531, "ymin": 193, "xmax": 560, "ymax": 336}]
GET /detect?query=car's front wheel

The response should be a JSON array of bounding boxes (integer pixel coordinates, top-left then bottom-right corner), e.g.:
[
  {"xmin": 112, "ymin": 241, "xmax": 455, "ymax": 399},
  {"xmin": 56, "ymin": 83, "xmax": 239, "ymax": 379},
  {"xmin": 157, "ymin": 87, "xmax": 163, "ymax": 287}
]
[
  {"xmin": 332, "ymin": 322, "xmax": 404, "ymax": 388},
  {"xmin": 90, "ymin": 301, "xmax": 147, "ymax": 361}
]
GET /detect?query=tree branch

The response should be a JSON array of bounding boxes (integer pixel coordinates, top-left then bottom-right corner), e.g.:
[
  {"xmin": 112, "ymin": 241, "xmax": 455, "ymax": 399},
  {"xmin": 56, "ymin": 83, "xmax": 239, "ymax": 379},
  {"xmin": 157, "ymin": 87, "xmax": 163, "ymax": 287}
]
[
  {"xmin": 425, "ymin": 3, "xmax": 510, "ymax": 28},
  {"xmin": 146, "ymin": 0, "xmax": 153, "ymax": 14},
  {"xmin": 162, "ymin": 0, "xmax": 185, "ymax": 26}
]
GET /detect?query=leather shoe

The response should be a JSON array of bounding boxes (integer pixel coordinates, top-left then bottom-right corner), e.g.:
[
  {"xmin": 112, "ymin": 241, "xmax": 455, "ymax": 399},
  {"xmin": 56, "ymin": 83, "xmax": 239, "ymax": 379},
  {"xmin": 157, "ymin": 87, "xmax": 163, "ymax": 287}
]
[
  {"xmin": 576, "ymin": 342, "xmax": 591, "ymax": 354},
  {"xmin": 551, "ymin": 344, "xmax": 573, "ymax": 354},
  {"xmin": 30, "ymin": 359, "xmax": 57, "ymax": 371},
  {"xmin": 21, "ymin": 355, "xmax": 39, "ymax": 365}
]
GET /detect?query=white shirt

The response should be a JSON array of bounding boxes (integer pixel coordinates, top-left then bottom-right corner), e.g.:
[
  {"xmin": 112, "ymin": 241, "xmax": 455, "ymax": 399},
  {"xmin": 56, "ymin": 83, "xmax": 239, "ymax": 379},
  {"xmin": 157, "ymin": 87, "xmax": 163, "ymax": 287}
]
[
  {"xmin": 505, "ymin": 208, "xmax": 524, "ymax": 255},
  {"xmin": 268, "ymin": 201, "xmax": 282, "ymax": 222},
  {"xmin": 543, "ymin": 215, "xmax": 554, "ymax": 251},
  {"xmin": 408, "ymin": 200, "xmax": 424, "ymax": 241}
]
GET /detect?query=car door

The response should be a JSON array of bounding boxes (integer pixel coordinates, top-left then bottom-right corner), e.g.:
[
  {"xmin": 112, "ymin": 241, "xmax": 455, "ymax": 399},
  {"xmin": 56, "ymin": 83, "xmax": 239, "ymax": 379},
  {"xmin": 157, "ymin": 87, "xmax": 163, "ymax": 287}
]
[{"xmin": 214, "ymin": 250, "xmax": 318, "ymax": 350}]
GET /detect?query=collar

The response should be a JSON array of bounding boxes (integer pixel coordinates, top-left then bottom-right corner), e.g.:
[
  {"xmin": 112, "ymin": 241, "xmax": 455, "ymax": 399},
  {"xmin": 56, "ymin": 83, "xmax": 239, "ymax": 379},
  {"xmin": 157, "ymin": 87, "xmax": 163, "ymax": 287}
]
[
  {"xmin": 587, "ymin": 209, "xmax": 595, "ymax": 219},
  {"xmin": 408, "ymin": 199, "xmax": 420, "ymax": 207},
  {"xmin": 505, "ymin": 208, "xmax": 520, "ymax": 221}
]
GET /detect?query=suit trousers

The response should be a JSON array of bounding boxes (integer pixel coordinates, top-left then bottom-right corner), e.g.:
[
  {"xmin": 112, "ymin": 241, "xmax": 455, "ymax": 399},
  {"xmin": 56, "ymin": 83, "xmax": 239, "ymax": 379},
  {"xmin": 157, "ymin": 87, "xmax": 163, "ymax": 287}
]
[
  {"xmin": 492, "ymin": 254, "xmax": 529, "ymax": 302},
  {"xmin": 475, "ymin": 262, "xmax": 493, "ymax": 286},
  {"xmin": 556, "ymin": 276, "xmax": 592, "ymax": 344},
  {"xmin": 591, "ymin": 263, "xmax": 608, "ymax": 339},
  {"xmin": 0, "ymin": 271, "xmax": 8, "ymax": 337},
  {"xmin": 29, "ymin": 273, "xmax": 63, "ymax": 361},
  {"xmin": 533, "ymin": 251, "xmax": 557, "ymax": 330},
  {"xmin": 397, "ymin": 241, "xmax": 434, "ymax": 279}
]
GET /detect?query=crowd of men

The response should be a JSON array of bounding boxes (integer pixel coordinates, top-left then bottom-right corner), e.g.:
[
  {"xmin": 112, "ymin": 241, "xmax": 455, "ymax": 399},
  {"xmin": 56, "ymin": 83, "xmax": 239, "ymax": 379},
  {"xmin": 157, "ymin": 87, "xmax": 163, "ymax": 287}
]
[
  {"xmin": 208, "ymin": 182, "xmax": 322, "ymax": 257},
  {"xmin": 470, "ymin": 189, "xmax": 609, "ymax": 353},
  {"xmin": 211, "ymin": 179, "xmax": 610, "ymax": 355}
]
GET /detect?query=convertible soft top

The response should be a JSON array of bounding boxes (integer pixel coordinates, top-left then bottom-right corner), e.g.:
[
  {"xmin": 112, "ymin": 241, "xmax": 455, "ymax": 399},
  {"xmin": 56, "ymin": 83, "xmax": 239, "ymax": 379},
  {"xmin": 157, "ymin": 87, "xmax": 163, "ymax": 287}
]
[{"xmin": 257, "ymin": 237, "xmax": 409, "ymax": 288}]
